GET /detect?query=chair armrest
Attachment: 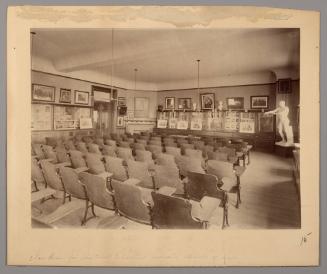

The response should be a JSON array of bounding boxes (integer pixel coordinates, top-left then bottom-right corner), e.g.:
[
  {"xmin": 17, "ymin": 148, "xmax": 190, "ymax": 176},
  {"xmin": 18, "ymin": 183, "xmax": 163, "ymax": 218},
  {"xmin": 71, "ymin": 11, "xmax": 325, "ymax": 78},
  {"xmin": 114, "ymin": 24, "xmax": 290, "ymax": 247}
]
[
  {"xmin": 228, "ymin": 156, "xmax": 238, "ymax": 164},
  {"xmin": 220, "ymin": 177, "xmax": 236, "ymax": 192},
  {"xmin": 236, "ymin": 152, "xmax": 244, "ymax": 158},
  {"xmin": 123, "ymin": 178, "xmax": 141, "ymax": 185},
  {"xmin": 190, "ymin": 197, "xmax": 220, "ymax": 222},
  {"xmin": 234, "ymin": 166, "xmax": 246, "ymax": 176},
  {"xmin": 182, "ymin": 177, "xmax": 188, "ymax": 184},
  {"xmin": 55, "ymin": 162, "xmax": 71, "ymax": 168},
  {"xmin": 139, "ymin": 188, "xmax": 154, "ymax": 206},
  {"xmin": 157, "ymin": 186, "xmax": 176, "ymax": 196},
  {"xmin": 96, "ymin": 172, "xmax": 113, "ymax": 180},
  {"xmin": 74, "ymin": 167, "xmax": 89, "ymax": 173}
]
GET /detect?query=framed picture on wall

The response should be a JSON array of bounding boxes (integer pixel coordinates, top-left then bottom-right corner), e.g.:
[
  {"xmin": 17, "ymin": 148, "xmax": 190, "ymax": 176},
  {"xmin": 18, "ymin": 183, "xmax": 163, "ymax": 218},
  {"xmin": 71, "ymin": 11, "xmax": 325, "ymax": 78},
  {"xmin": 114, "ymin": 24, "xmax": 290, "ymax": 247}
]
[
  {"xmin": 32, "ymin": 84, "xmax": 55, "ymax": 102},
  {"xmin": 74, "ymin": 90, "xmax": 89, "ymax": 105},
  {"xmin": 200, "ymin": 93, "xmax": 215, "ymax": 110},
  {"xmin": 278, "ymin": 78, "xmax": 292, "ymax": 94},
  {"xmin": 250, "ymin": 96, "xmax": 269, "ymax": 109},
  {"xmin": 226, "ymin": 97, "xmax": 244, "ymax": 110},
  {"xmin": 59, "ymin": 88, "xmax": 72, "ymax": 103},
  {"xmin": 177, "ymin": 98, "xmax": 192, "ymax": 110},
  {"xmin": 118, "ymin": 97, "xmax": 126, "ymax": 106},
  {"xmin": 165, "ymin": 97, "xmax": 175, "ymax": 109},
  {"xmin": 117, "ymin": 116, "xmax": 125, "ymax": 128}
]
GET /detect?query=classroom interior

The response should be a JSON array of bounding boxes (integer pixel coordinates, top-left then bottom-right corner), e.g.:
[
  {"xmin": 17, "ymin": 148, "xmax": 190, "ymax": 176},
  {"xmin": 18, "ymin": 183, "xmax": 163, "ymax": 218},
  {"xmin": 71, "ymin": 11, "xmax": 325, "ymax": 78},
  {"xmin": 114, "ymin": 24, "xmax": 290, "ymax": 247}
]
[{"xmin": 31, "ymin": 28, "xmax": 301, "ymax": 229}]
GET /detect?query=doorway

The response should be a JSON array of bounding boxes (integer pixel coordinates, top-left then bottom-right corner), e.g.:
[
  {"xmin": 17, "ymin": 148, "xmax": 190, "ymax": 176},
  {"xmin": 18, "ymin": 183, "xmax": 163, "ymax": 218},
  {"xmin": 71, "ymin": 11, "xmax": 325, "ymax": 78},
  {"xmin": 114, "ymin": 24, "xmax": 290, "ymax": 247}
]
[{"xmin": 93, "ymin": 101, "xmax": 114, "ymax": 137}]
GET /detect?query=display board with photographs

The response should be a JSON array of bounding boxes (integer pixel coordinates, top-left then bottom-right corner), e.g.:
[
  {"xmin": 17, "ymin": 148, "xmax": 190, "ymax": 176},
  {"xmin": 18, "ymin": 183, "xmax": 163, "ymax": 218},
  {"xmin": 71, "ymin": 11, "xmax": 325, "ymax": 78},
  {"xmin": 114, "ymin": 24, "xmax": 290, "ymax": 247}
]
[
  {"xmin": 224, "ymin": 111, "xmax": 240, "ymax": 131},
  {"xmin": 239, "ymin": 112, "xmax": 256, "ymax": 133},
  {"xmin": 31, "ymin": 104, "xmax": 53, "ymax": 131},
  {"xmin": 54, "ymin": 106, "xmax": 92, "ymax": 130}
]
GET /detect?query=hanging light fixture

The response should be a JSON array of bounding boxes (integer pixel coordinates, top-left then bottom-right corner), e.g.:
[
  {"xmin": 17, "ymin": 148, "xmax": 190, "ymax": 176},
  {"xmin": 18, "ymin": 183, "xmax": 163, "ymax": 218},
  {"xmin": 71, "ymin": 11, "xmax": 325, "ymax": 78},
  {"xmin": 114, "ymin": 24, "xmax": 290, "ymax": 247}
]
[
  {"xmin": 134, "ymin": 68, "xmax": 138, "ymax": 91},
  {"xmin": 30, "ymin": 31, "xmax": 36, "ymax": 70},
  {"xmin": 195, "ymin": 59, "xmax": 200, "ymax": 111},
  {"xmin": 110, "ymin": 28, "xmax": 114, "ymax": 100}
]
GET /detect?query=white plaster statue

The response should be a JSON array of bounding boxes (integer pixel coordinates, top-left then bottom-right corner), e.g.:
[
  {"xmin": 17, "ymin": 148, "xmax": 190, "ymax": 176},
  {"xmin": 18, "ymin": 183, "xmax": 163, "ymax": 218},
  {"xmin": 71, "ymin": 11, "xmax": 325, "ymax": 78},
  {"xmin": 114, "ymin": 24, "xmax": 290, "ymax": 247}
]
[{"xmin": 264, "ymin": 100, "xmax": 294, "ymax": 146}]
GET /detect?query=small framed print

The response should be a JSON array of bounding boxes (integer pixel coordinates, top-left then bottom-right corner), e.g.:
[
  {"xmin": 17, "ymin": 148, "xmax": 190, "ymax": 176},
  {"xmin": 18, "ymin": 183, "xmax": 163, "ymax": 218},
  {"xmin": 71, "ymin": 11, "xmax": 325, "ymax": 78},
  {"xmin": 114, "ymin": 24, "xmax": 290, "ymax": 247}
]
[
  {"xmin": 165, "ymin": 97, "xmax": 175, "ymax": 110},
  {"xmin": 200, "ymin": 93, "xmax": 215, "ymax": 110},
  {"xmin": 59, "ymin": 88, "xmax": 72, "ymax": 103},
  {"xmin": 177, "ymin": 98, "xmax": 192, "ymax": 110},
  {"xmin": 157, "ymin": 119, "xmax": 168, "ymax": 129},
  {"xmin": 32, "ymin": 84, "xmax": 55, "ymax": 102},
  {"xmin": 74, "ymin": 90, "xmax": 89, "ymax": 105},
  {"xmin": 226, "ymin": 97, "xmax": 244, "ymax": 110},
  {"xmin": 251, "ymin": 96, "xmax": 269, "ymax": 109},
  {"xmin": 118, "ymin": 97, "xmax": 126, "ymax": 106}
]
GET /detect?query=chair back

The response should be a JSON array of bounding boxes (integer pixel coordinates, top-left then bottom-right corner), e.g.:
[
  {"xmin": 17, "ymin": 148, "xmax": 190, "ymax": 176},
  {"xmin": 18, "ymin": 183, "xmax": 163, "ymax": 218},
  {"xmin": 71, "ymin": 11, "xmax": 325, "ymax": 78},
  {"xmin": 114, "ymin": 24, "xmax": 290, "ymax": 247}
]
[
  {"xmin": 186, "ymin": 171, "xmax": 225, "ymax": 201},
  {"xmin": 64, "ymin": 140, "xmax": 76, "ymax": 150},
  {"xmin": 217, "ymin": 146, "xmax": 236, "ymax": 157},
  {"xmin": 151, "ymin": 192, "xmax": 203, "ymax": 229},
  {"xmin": 85, "ymin": 153, "xmax": 105, "ymax": 174},
  {"xmin": 82, "ymin": 136, "xmax": 93, "ymax": 143},
  {"xmin": 135, "ymin": 150, "xmax": 155, "ymax": 167},
  {"xmin": 32, "ymin": 143, "xmax": 46, "ymax": 159},
  {"xmin": 69, "ymin": 150, "xmax": 87, "ymax": 168},
  {"xmin": 42, "ymin": 145, "xmax": 58, "ymax": 163},
  {"xmin": 119, "ymin": 141, "xmax": 131, "ymax": 148},
  {"xmin": 146, "ymin": 145, "xmax": 162, "ymax": 156},
  {"xmin": 136, "ymin": 139, "xmax": 148, "ymax": 145},
  {"xmin": 153, "ymin": 165, "xmax": 184, "ymax": 193},
  {"xmin": 165, "ymin": 146, "xmax": 181, "ymax": 157},
  {"xmin": 176, "ymin": 155, "xmax": 205, "ymax": 177},
  {"xmin": 155, "ymin": 153, "xmax": 177, "ymax": 168},
  {"xmin": 105, "ymin": 139, "xmax": 117, "ymax": 147},
  {"xmin": 59, "ymin": 167, "xmax": 87, "ymax": 199},
  {"xmin": 88, "ymin": 143, "xmax": 102, "ymax": 154},
  {"xmin": 104, "ymin": 156, "xmax": 128, "ymax": 182},
  {"xmin": 94, "ymin": 138, "xmax": 105, "ymax": 147},
  {"xmin": 148, "ymin": 140, "xmax": 162, "ymax": 146},
  {"xmin": 207, "ymin": 151, "xmax": 229, "ymax": 161},
  {"xmin": 102, "ymin": 145, "xmax": 117, "ymax": 157},
  {"xmin": 184, "ymin": 148, "xmax": 203, "ymax": 159},
  {"xmin": 116, "ymin": 147, "xmax": 134, "ymax": 161},
  {"xmin": 56, "ymin": 147, "xmax": 71, "ymax": 163},
  {"xmin": 180, "ymin": 143, "xmax": 195, "ymax": 154},
  {"xmin": 133, "ymin": 143, "xmax": 146, "ymax": 151},
  {"xmin": 31, "ymin": 157, "xmax": 45, "ymax": 183},
  {"xmin": 111, "ymin": 180, "xmax": 151, "ymax": 224},
  {"xmin": 79, "ymin": 172, "xmax": 115, "ymax": 210},
  {"xmin": 39, "ymin": 160, "xmax": 64, "ymax": 191},
  {"xmin": 207, "ymin": 160, "xmax": 235, "ymax": 181},
  {"xmin": 127, "ymin": 160, "xmax": 154, "ymax": 189},
  {"xmin": 76, "ymin": 142, "xmax": 88, "ymax": 153}
]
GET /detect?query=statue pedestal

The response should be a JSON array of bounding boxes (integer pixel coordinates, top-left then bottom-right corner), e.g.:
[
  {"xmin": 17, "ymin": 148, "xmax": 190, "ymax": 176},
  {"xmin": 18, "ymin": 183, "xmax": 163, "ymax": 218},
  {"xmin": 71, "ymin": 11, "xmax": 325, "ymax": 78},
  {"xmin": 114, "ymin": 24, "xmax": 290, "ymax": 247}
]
[{"xmin": 274, "ymin": 142, "xmax": 295, "ymax": 158}]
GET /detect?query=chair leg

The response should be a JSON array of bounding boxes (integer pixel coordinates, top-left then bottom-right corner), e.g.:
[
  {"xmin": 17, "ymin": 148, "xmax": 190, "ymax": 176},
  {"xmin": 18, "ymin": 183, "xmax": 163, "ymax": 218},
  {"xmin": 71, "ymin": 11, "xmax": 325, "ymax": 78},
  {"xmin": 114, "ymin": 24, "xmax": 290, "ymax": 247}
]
[
  {"xmin": 32, "ymin": 181, "xmax": 39, "ymax": 192},
  {"xmin": 247, "ymin": 151, "xmax": 250, "ymax": 165},
  {"xmin": 81, "ymin": 199, "xmax": 89, "ymax": 226},
  {"xmin": 63, "ymin": 191, "xmax": 66, "ymax": 204},
  {"xmin": 91, "ymin": 203, "xmax": 96, "ymax": 217}
]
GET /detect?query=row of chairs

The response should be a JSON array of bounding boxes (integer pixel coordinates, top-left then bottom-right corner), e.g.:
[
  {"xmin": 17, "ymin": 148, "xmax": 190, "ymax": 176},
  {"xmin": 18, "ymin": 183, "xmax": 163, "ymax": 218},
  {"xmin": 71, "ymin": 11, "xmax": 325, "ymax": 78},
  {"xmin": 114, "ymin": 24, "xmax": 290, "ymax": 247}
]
[{"xmin": 32, "ymin": 158, "xmax": 229, "ymax": 229}]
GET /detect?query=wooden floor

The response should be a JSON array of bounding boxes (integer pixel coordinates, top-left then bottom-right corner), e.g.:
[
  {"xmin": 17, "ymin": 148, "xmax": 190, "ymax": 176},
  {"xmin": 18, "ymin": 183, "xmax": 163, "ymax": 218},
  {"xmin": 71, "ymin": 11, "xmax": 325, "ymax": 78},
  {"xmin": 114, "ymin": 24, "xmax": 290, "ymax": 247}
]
[{"xmin": 32, "ymin": 151, "xmax": 301, "ymax": 229}]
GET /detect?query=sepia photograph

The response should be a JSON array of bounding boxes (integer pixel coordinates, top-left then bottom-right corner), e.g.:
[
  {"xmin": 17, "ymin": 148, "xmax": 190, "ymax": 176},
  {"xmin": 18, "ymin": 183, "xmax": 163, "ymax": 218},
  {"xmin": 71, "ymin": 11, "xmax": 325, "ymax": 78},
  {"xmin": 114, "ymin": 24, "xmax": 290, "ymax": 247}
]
[{"xmin": 7, "ymin": 5, "xmax": 320, "ymax": 267}]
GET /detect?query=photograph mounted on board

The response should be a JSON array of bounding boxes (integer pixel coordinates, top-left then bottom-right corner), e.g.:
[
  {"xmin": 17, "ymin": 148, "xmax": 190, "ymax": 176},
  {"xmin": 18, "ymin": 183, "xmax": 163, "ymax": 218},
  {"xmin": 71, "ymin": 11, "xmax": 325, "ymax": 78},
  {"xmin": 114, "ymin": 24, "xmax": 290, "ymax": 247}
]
[
  {"xmin": 74, "ymin": 90, "xmax": 89, "ymax": 105},
  {"xmin": 200, "ymin": 93, "xmax": 215, "ymax": 110},
  {"xmin": 32, "ymin": 84, "xmax": 55, "ymax": 102},
  {"xmin": 251, "ymin": 96, "xmax": 269, "ymax": 109},
  {"xmin": 226, "ymin": 97, "xmax": 244, "ymax": 110}
]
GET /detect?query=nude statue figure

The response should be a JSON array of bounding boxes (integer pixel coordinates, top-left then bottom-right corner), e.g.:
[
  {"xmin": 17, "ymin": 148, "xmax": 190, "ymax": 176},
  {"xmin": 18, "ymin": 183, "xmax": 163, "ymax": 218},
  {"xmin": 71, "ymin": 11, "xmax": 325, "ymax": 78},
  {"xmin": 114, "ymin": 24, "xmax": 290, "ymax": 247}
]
[{"xmin": 264, "ymin": 100, "xmax": 294, "ymax": 146}]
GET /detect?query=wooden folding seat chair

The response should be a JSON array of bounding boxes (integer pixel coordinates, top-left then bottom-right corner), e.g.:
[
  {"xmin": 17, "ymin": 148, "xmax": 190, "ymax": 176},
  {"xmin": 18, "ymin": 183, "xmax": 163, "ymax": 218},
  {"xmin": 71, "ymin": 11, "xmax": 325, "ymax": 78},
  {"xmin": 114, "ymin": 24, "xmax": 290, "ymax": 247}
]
[
  {"xmin": 42, "ymin": 145, "xmax": 71, "ymax": 168},
  {"xmin": 31, "ymin": 157, "xmax": 46, "ymax": 192},
  {"xmin": 180, "ymin": 143, "xmax": 195, "ymax": 154},
  {"xmin": 201, "ymin": 145, "xmax": 214, "ymax": 158},
  {"xmin": 88, "ymin": 143, "xmax": 102, "ymax": 155},
  {"xmin": 165, "ymin": 146, "xmax": 182, "ymax": 158},
  {"xmin": 42, "ymin": 145, "xmax": 58, "ymax": 162},
  {"xmin": 116, "ymin": 147, "xmax": 134, "ymax": 161},
  {"xmin": 206, "ymin": 160, "xmax": 245, "ymax": 208},
  {"xmin": 151, "ymin": 191, "xmax": 221, "ymax": 229},
  {"xmin": 75, "ymin": 142, "xmax": 89, "ymax": 153},
  {"xmin": 126, "ymin": 160, "xmax": 154, "ymax": 189},
  {"xmin": 153, "ymin": 165, "xmax": 185, "ymax": 195},
  {"xmin": 185, "ymin": 171, "xmax": 229, "ymax": 228},
  {"xmin": 32, "ymin": 143, "xmax": 46, "ymax": 160},
  {"xmin": 126, "ymin": 137, "xmax": 135, "ymax": 145},
  {"xmin": 82, "ymin": 136, "xmax": 94, "ymax": 144},
  {"xmin": 102, "ymin": 145, "xmax": 117, "ymax": 157},
  {"xmin": 104, "ymin": 139, "xmax": 117, "ymax": 147},
  {"xmin": 84, "ymin": 153, "xmax": 113, "ymax": 185},
  {"xmin": 193, "ymin": 140, "xmax": 205, "ymax": 150},
  {"xmin": 176, "ymin": 138, "xmax": 188, "ymax": 146},
  {"xmin": 39, "ymin": 160, "xmax": 69, "ymax": 203},
  {"xmin": 146, "ymin": 144, "xmax": 163, "ymax": 156},
  {"xmin": 154, "ymin": 153, "xmax": 178, "ymax": 169},
  {"xmin": 56, "ymin": 147, "xmax": 72, "ymax": 165},
  {"xmin": 227, "ymin": 142, "xmax": 251, "ymax": 166},
  {"xmin": 139, "ymin": 135, "xmax": 150, "ymax": 141},
  {"xmin": 104, "ymin": 156, "xmax": 128, "ymax": 183},
  {"xmin": 69, "ymin": 150, "xmax": 88, "ymax": 169},
  {"xmin": 163, "ymin": 137, "xmax": 175, "ymax": 143},
  {"xmin": 79, "ymin": 172, "xmax": 117, "ymax": 216},
  {"xmin": 184, "ymin": 148, "xmax": 203, "ymax": 159},
  {"xmin": 216, "ymin": 146, "xmax": 240, "ymax": 165},
  {"xmin": 135, "ymin": 150, "xmax": 155, "ymax": 168},
  {"xmin": 111, "ymin": 179, "xmax": 152, "ymax": 225},
  {"xmin": 207, "ymin": 151, "xmax": 229, "ymax": 162},
  {"xmin": 59, "ymin": 166, "xmax": 95, "ymax": 225},
  {"xmin": 175, "ymin": 155, "xmax": 205, "ymax": 178}
]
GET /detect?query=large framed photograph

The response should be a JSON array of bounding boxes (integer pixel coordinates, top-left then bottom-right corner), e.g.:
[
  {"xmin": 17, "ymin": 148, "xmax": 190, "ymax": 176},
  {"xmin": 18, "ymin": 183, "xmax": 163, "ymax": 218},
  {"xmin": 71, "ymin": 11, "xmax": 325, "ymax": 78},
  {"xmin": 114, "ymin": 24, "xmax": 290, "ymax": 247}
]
[
  {"xmin": 200, "ymin": 93, "xmax": 215, "ymax": 110},
  {"xmin": 177, "ymin": 98, "xmax": 192, "ymax": 110},
  {"xmin": 32, "ymin": 84, "xmax": 55, "ymax": 102},
  {"xmin": 59, "ymin": 88, "xmax": 72, "ymax": 103},
  {"xmin": 116, "ymin": 116, "xmax": 125, "ymax": 128},
  {"xmin": 250, "ymin": 96, "xmax": 269, "ymax": 109},
  {"xmin": 226, "ymin": 97, "xmax": 244, "ymax": 110},
  {"xmin": 278, "ymin": 78, "xmax": 292, "ymax": 94},
  {"xmin": 74, "ymin": 90, "xmax": 89, "ymax": 105},
  {"xmin": 165, "ymin": 97, "xmax": 175, "ymax": 109}
]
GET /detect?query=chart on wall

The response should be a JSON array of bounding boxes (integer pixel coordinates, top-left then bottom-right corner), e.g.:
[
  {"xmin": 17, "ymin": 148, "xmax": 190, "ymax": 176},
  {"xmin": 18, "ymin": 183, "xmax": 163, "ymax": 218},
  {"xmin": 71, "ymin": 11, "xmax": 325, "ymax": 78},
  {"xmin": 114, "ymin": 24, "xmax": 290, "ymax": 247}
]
[
  {"xmin": 224, "ymin": 111, "xmax": 240, "ymax": 131},
  {"xmin": 31, "ymin": 104, "xmax": 53, "ymax": 131},
  {"xmin": 239, "ymin": 112, "xmax": 255, "ymax": 133}
]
